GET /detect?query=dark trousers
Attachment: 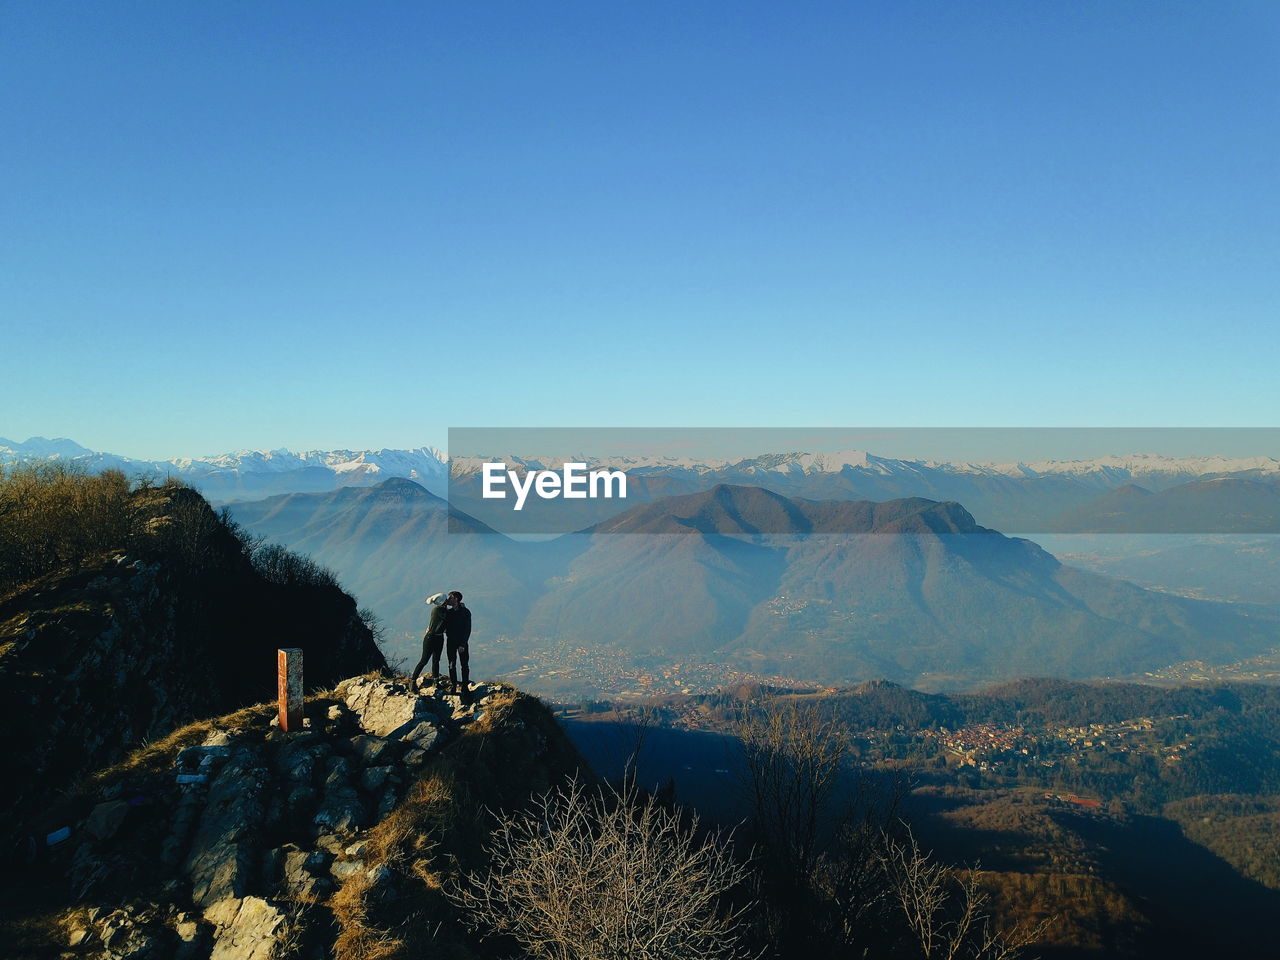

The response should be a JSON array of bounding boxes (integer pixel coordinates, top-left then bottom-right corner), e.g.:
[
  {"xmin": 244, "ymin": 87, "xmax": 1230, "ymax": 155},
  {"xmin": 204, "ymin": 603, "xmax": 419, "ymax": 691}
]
[
  {"xmin": 412, "ymin": 632, "xmax": 445, "ymax": 680},
  {"xmin": 447, "ymin": 637, "xmax": 470, "ymax": 688}
]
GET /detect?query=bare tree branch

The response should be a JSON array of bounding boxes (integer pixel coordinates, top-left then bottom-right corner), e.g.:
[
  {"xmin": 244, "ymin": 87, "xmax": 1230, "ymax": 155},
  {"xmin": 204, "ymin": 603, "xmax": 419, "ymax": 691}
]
[{"xmin": 450, "ymin": 776, "xmax": 754, "ymax": 960}]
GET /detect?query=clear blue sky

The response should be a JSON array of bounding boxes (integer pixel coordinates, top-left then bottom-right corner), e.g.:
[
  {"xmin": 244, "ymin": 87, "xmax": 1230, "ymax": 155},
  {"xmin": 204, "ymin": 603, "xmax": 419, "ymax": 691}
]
[{"xmin": 3, "ymin": 2, "xmax": 1277, "ymax": 460}]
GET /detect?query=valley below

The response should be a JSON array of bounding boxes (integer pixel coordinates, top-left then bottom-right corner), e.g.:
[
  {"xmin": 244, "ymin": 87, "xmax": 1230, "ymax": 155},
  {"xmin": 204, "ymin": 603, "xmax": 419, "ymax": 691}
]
[{"xmin": 561, "ymin": 677, "xmax": 1280, "ymax": 958}]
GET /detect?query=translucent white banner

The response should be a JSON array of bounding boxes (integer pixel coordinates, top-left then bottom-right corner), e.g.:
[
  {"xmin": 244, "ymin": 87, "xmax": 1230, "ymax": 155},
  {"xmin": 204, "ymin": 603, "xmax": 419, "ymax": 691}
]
[{"xmin": 446, "ymin": 428, "xmax": 1280, "ymax": 535}]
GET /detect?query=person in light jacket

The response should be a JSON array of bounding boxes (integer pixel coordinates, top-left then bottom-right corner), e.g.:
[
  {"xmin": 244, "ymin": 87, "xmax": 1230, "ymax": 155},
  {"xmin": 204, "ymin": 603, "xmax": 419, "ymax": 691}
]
[{"xmin": 410, "ymin": 592, "xmax": 450, "ymax": 688}]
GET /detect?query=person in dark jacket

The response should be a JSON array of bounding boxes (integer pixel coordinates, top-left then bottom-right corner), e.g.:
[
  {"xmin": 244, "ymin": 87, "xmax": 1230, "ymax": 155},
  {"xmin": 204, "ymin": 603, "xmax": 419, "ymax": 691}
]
[
  {"xmin": 444, "ymin": 590, "xmax": 473, "ymax": 703},
  {"xmin": 410, "ymin": 592, "xmax": 450, "ymax": 688}
]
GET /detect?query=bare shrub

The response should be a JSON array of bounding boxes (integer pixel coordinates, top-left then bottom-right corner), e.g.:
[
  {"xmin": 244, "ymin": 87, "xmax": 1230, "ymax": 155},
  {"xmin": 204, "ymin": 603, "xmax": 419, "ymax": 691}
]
[
  {"xmin": 250, "ymin": 542, "xmax": 342, "ymax": 590},
  {"xmin": 155, "ymin": 489, "xmax": 228, "ymax": 576},
  {"xmin": 451, "ymin": 776, "xmax": 752, "ymax": 960},
  {"xmin": 0, "ymin": 463, "xmax": 135, "ymax": 591},
  {"xmin": 218, "ymin": 506, "xmax": 263, "ymax": 557},
  {"xmin": 358, "ymin": 605, "xmax": 400, "ymax": 666}
]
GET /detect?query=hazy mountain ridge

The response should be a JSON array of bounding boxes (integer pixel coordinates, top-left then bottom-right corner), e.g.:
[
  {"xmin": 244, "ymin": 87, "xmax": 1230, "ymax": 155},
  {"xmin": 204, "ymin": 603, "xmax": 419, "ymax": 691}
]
[
  {"xmin": 584, "ymin": 483, "xmax": 987, "ymax": 535},
  {"xmin": 551, "ymin": 486, "xmax": 1277, "ymax": 687},
  {"xmin": 448, "ymin": 448, "xmax": 1280, "ymax": 486},
  {"xmin": 228, "ymin": 480, "xmax": 1280, "ymax": 693},
  {"xmin": 447, "ymin": 449, "xmax": 1280, "ymax": 533},
  {"xmin": 8, "ymin": 438, "xmax": 1278, "ymax": 525},
  {"xmin": 1045, "ymin": 478, "xmax": 1280, "ymax": 533}
]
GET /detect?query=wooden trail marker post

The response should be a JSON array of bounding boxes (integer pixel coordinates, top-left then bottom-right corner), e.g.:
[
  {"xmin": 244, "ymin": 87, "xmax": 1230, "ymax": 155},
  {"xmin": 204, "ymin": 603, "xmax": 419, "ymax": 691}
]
[{"xmin": 277, "ymin": 648, "xmax": 303, "ymax": 732}]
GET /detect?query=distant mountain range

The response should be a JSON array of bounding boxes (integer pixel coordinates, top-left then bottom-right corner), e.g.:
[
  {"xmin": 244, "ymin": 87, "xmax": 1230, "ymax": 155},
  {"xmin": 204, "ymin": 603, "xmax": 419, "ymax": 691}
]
[
  {"xmin": 1044, "ymin": 478, "xmax": 1280, "ymax": 533},
  {"xmin": 7, "ymin": 436, "xmax": 1278, "ymax": 530},
  {"xmin": 449, "ymin": 450, "xmax": 1280, "ymax": 533},
  {"xmin": 0, "ymin": 436, "xmax": 448, "ymax": 503},
  {"xmin": 450, "ymin": 448, "xmax": 1280, "ymax": 487},
  {"xmin": 227, "ymin": 479, "xmax": 1280, "ymax": 693}
]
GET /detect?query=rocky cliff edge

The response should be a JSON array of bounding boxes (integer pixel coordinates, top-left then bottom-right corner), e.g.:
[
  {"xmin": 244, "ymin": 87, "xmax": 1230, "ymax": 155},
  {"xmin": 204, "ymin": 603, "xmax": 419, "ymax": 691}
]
[{"xmin": 2, "ymin": 674, "xmax": 588, "ymax": 960}]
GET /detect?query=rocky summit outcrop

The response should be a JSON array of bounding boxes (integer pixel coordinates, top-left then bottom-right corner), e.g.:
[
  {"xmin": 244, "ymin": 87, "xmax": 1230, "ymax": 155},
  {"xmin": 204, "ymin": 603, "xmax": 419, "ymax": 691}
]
[
  {"xmin": 0, "ymin": 484, "xmax": 385, "ymax": 826},
  {"xmin": 2, "ymin": 674, "xmax": 584, "ymax": 960}
]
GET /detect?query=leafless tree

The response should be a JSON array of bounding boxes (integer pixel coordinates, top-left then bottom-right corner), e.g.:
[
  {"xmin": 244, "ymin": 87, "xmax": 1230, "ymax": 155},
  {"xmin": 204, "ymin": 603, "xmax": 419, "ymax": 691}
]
[
  {"xmin": 569, "ymin": 702, "xmax": 664, "ymax": 796},
  {"xmin": 451, "ymin": 776, "xmax": 753, "ymax": 960},
  {"xmin": 810, "ymin": 810, "xmax": 896, "ymax": 947},
  {"xmin": 734, "ymin": 694, "xmax": 925, "ymax": 957},
  {"xmin": 735, "ymin": 699, "xmax": 848, "ymax": 885},
  {"xmin": 160, "ymin": 489, "xmax": 227, "ymax": 576},
  {"xmin": 883, "ymin": 829, "xmax": 1050, "ymax": 960},
  {"xmin": 615, "ymin": 703, "xmax": 662, "ymax": 791}
]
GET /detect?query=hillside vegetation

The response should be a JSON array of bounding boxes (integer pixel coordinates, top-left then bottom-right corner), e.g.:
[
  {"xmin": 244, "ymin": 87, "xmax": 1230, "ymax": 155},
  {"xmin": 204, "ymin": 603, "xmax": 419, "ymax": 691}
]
[
  {"xmin": 0, "ymin": 463, "xmax": 385, "ymax": 825},
  {"xmin": 574, "ymin": 678, "xmax": 1280, "ymax": 956}
]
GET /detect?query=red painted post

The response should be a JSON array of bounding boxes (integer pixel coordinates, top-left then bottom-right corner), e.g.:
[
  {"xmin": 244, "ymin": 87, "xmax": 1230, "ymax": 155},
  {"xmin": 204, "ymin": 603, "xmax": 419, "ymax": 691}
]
[{"xmin": 277, "ymin": 648, "xmax": 303, "ymax": 732}]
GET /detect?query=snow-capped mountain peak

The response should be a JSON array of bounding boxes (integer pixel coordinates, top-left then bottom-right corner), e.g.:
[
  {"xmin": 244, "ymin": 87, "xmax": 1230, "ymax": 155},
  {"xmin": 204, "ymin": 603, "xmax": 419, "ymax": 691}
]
[
  {"xmin": 0, "ymin": 436, "xmax": 96, "ymax": 459},
  {"xmin": 4, "ymin": 437, "xmax": 1276, "ymax": 506}
]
